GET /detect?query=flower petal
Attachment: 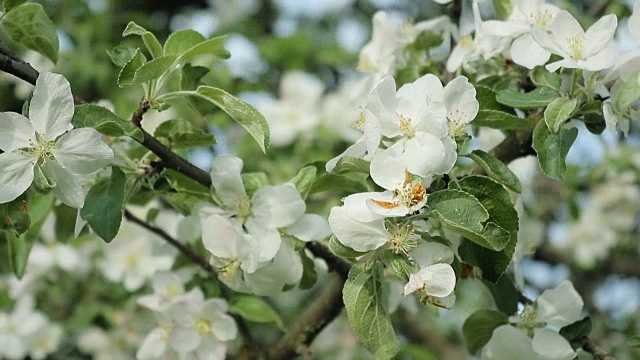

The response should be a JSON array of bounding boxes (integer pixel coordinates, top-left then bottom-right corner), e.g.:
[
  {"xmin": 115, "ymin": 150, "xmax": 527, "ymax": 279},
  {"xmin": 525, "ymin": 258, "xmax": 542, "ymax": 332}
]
[
  {"xmin": 251, "ymin": 183, "xmax": 305, "ymax": 229},
  {"xmin": 511, "ymin": 34, "xmax": 551, "ymax": 69},
  {"xmin": 583, "ymin": 14, "xmax": 617, "ymax": 58},
  {"xmin": 328, "ymin": 206, "xmax": 391, "ymax": 252},
  {"xmin": 0, "ymin": 112, "xmax": 35, "ymax": 152},
  {"xmin": 370, "ymin": 150, "xmax": 406, "ymax": 190},
  {"xmin": 52, "ymin": 128, "xmax": 113, "ymax": 174},
  {"xmin": 536, "ymin": 280, "xmax": 584, "ymax": 327},
  {"xmin": 210, "ymin": 155, "xmax": 247, "ymax": 207},
  {"xmin": 0, "ymin": 152, "xmax": 35, "ymax": 203},
  {"xmin": 404, "ymin": 263, "xmax": 455, "ymax": 297},
  {"xmin": 286, "ymin": 214, "xmax": 331, "ymax": 241},
  {"xmin": 410, "ymin": 242, "xmax": 455, "ymax": 267},
  {"xmin": 29, "ymin": 72, "xmax": 75, "ymax": 140},
  {"xmin": 343, "ymin": 192, "xmax": 386, "ymax": 222},
  {"xmin": 531, "ymin": 328, "xmax": 576, "ymax": 360},
  {"xmin": 40, "ymin": 161, "xmax": 85, "ymax": 208}
]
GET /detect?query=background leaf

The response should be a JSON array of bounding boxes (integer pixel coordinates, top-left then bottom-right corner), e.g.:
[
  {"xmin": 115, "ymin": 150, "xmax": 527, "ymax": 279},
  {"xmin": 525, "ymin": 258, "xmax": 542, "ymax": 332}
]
[
  {"xmin": 80, "ymin": 167, "xmax": 126, "ymax": 242},
  {"xmin": 1, "ymin": 3, "xmax": 59, "ymax": 63}
]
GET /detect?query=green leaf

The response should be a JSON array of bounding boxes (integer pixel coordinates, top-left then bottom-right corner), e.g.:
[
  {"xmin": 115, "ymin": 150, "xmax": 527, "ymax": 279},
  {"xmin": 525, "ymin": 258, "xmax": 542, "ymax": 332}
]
[
  {"xmin": 3, "ymin": 0, "xmax": 27, "ymax": 12},
  {"xmin": 0, "ymin": 195, "xmax": 30, "ymax": 234},
  {"xmin": 343, "ymin": 263, "xmax": 399, "ymax": 359},
  {"xmin": 559, "ymin": 316, "xmax": 592, "ymax": 348},
  {"xmin": 462, "ymin": 310, "xmax": 509, "ymax": 354},
  {"xmin": 299, "ymin": 249, "xmax": 318, "ymax": 290},
  {"xmin": 106, "ymin": 46, "xmax": 138, "ymax": 67},
  {"xmin": 496, "ymin": 87, "xmax": 557, "ymax": 109},
  {"xmin": 427, "ymin": 190, "xmax": 510, "ymax": 252},
  {"xmin": 229, "ymin": 296, "xmax": 284, "ymax": 330},
  {"xmin": 158, "ymin": 192, "xmax": 203, "ymax": 216},
  {"xmin": 129, "ymin": 55, "xmax": 177, "ymax": 85},
  {"xmin": 153, "ymin": 118, "xmax": 215, "ymax": 149},
  {"xmin": 482, "ymin": 276, "xmax": 518, "ymax": 314},
  {"xmin": 72, "ymin": 104, "xmax": 143, "ymax": 141},
  {"xmin": 1, "ymin": 3, "xmax": 59, "ymax": 63},
  {"xmin": 476, "ymin": 85, "xmax": 511, "ymax": 112},
  {"xmin": 311, "ymin": 173, "xmax": 372, "ymax": 194},
  {"xmin": 453, "ymin": 176, "xmax": 519, "ymax": 282},
  {"xmin": 628, "ymin": 335, "xmax": 640, "ymax": 348},
  {"xmin": 80, "ymin": 168, "xmax": 126, "ymax": 242},
  {"xmin": 492, "ymin": 0, "xmax": 512, "ymax": 19},
  {"xmin": 117, "ymin": 48, "xmax": 146, "ymax": 88},
  {"xmin": 24, "ymin": 193, "xmax": 54, "ymax": 241},
  {"xmin": 544, "ymin": 96, "xmax": 577, "ymax": 133},
  {"xmin": 54, "ymin": 204, "xmax": 77, "ymax": 243},
  {"xmin": 162, "ymin": 169, "xmax": 210, "ymax": 197},
  {"xmin": 290, "ymin": 166, "xmax": 316, "ymax": 200},
  {"xmin": 467, "ymin": 150, "xmax": 522, "ymax": 193},
  {"xmin": 613, "ymin": 72, "xmax": 640, "ymax": 112},
  {"xmin": 164, "ymin": 29, "xmax": 206, "ymax": 56},
  {"xmin": 329, "ymin": 236, "xmax": 367, "ymax": 259},
  {"xmin": 195, "ymin": 86, "xmax": 270, "ymax": 152},
  {"xmin": 532, "ymin": 121, "xmax": 578, "ymax": 181},
  {"xmin": 122, "ymin": 21, "xmax": 163, "ymax": 58},
  {"xmin": 4, "ymin": 230, "xmax": 31, "ymax": 279},
  {"xmin": 331, "ymin": 156, "xmax": 370, "ymax": 175},
  {"xmin": 180, "ymin": 64, "xmax": 209, "ymax": 91},
  {"xmin": 180, "ymin": 35, "xmax": 230, "ymax": 61},
  {"xmin": 472, "ymin": 110, "xmax": 529, "ymax": 129},
  {"xmin": 241, "ymin": 172, "xmax": 269, "ymax": 194},
  {"xmin": 531, "ymin": 67, "xmax": 562, "ymax": 92}
]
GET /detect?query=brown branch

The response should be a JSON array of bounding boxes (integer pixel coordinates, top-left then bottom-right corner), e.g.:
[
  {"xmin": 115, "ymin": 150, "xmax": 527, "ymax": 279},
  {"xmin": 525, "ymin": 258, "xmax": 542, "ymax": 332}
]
[{"xmin": 268, "ymin": 273, "xmax": 345, "ymax": 359}]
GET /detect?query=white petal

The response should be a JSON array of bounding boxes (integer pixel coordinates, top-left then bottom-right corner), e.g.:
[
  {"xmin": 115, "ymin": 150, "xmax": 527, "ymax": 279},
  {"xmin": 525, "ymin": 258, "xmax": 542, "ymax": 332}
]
[
  {"xmin": 536, "ymin": 280, "xmax": 583, "ymax": 327},
  {"xmin": 531, "ymin": 28, "xmax": 565, "ymax": 58},
  {"xmin": 481, "ymin": 325, "xmax": 539, "ymax": 360},
  {"xmin": 444, "ymin": 76, "xmax": 479, "ymax": 125},
  {"xmin": 325, "ymin": 137, "xmax": 367, "ymax": 172},
  {"xmin": 201, "ymin": 214, "xmax": 243, "ymax": 259},
  {"xmin": 532, "ymin": 328, "xmax": 576, "ymax": 360},
  {"xmin": 52, "ymin": 128, "xmax": 113, "ymax": 174},
  {"xmin": 583, "ymin": 14, "xmax": 617, "ymax": 58},
  {"xmin": 169, "ymin": 326, "xmax": 200, "ymax": 353},
  {"xmin": 549, "ymin": 11, "xmax": 584, "ymax": 52},
  {"xmin": 343, "ymin": 192, "xmax": 386, "ymax": 222},
  {"xmin": 136, "ymin": 327, "xmax": 168, "ymax": 360},
  {"xmin": 250, "ymin": 183, "xmax": 305, "ymax": 228},
  {"xmin": 0, "ymin": 112, "xmax": 35, "ymax": 152},
  {"xmin": 370, "ymin": 150, "xmax": 406, "ymax": 190},
  {"xmin": 245, "ymin": 220, "xmax": 281, "ymax": 262},
  {"xmin": 29, "ymin": 72, "xmax": 75, "ymax": 140},
  {"xmin": 244, "ymin": 239, "xmax": 303, "ymax": 296},
  {"xmin": 511, "ymin": 34, "xmax": 551, "ymax": 69},
  {"xmin": 398, "ymin": 74, "xmax": 443, "ymax": 103},
  {"xmin": 328, "ymin": 206, "xmax": 391, "ymax": 252},
  {"xmin": 411, "ymin": 242, "xmax": 455, "ymax": 267},
  {"xmin": 400, "ymin": 134, "xmax": 446, "ymax": 177},
  {"xmin": 286, "ymin": 214, "xmax": 331, "ymax": 241},
  {"xmin": 0, "ymin": 152, "xmax": 35, "ymax": 203},
  {"xmin": 630, "ymin": 1, "xmax": 640, "ymax": 42},
  {"xmin": 404, "ymin": 263, "xmax": 455, "ymax": 297},
  {"xmin": 363, "ymin": 109, "xmax": 382, "ymax": 153},
  {"xmin": 40, "ymin": 161, "xmax": 85, "ymax": 208},
  {"xmin": 210, "ymin": 155, "xmax": 246, "ymax": 207},
  {"xmin": 580, "ymin": 46, "xmax": 617, "ymax": 72}
]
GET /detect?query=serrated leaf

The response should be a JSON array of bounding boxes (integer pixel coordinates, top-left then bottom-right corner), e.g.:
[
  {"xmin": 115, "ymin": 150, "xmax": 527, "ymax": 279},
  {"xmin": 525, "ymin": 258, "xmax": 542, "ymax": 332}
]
[
  {"xmin": 72, "ymin": 104, "xmax": 143, "ymax": 141},
  {"xmin": 544, "ymin": 97, "xmax": 577, "ymax": 133},
  {"xmin": 290, "ymin": 166, "xmax": 316, "ymax": 200},
  {"xmin": 80, "ymin": 168, "xmax": 126, "ymax": 242},
  {"xmin": 106, "ymin": 46, "xmax": 138, "ymax": 67},
  {"xmin": 180, "ymin": 35, "xmax": 230, "ymax": 61},
  {"xmin": 472, "ymin": 110, "xmax": 529, "ymax": 129},
  {"xmin": 1, "ymin": 3, "xmax": 59, "ymax": 63},
  {"xmin": 118, "ymin": 48, "xmax": 146, "ymax": 87},
  {"xmin": 164, "ymin": 29, "xmax": 206, "ymax": 56},
  {"xmin": 195, "ymin": 86, "xmax": 269, "ymax": 152},
  {"xmin": 331, "ymin": 156, "xmax": 370, "ymax": 175},
  {"xmin": 531, "ymin": 67, "xmax": 562, "ymax": 91},
  {"xmin": 454, "ymin": 176, "xmax": 519, "ymax": 282},
  {"xmin": 180, "ymin": 64, "xmax": 209, "ymax": 91},
  {"xmin": 122, "ymin": 21, "xmax": 163, "ymax": 58},
  {"xmin": 344, "ymin": 263, "xmax": 399, "ymax": 359},
  {"xmin": 467, "ymin": 150, "xmax": 522, "ymax": 193},
  {"xmin": 427, "ymin": 190, "xmax": 510, "ymax": 252},
  {"xmin": 496, "ymin": 87, "xmax": 557, "ymax": 109},
  {"xmin": 532, "ymin": 121, "xmax": 578, "ymax": 181},
  {"xmin": 154, "ymin": 119, "xmax": 215, "ymax": 149},
  {"xmin": 130, "ymin": 55, "xmax": 177, "ymax": 85},
  {"xmin": 229, "ymin": 296, "xmax": 284, "ymax": 330},
  {"xmin": 328, "ymin": 236, "xmax": 368, "ymax": 258},
  {"xmin": 462, "ymin": 310, "xmax": 509, "ymax": 354},
  {"xmin": 3, "ymin": 0, "xmax": 27, "ymax": 12}
]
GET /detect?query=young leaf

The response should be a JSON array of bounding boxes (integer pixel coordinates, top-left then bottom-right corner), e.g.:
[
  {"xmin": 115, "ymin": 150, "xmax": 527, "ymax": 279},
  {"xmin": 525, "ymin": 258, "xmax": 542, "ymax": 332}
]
[
  {"xmin": 475, "ymin": 85, "xmax": 512, "ymax": 112},
  {"xmin": 3, "ymin": 0, "xmax": 27, "ymax": 12},
  {"xmin": 80, "ymin": 167, "xmax": 127, "ymax": 242},
  {"xmin": 613, "ymin": 72, "xmax": 640, "ymax": 112},
  {"xmin": 180, "ymin": 35, "xmax": 230, "ymax": 61},
  {"xmin": 453, "ymin": 176, "xmax": 519, "ymax": 282},
  {"xmin": 496, "ymin": 87, "xmax": 557, "ymax": 109},
  {"xmin": 1, "ymin": 3, "xmax": 59, "ymax": 63},
  {"xmin": 531, "ymin": 67, "xmax": 562, "ymax": 92},
  {"xmin": 328, "ymin": 236, "xmax": 368, "ymax": 259},
  {"xmin": 229, "ymin": 296, "xmax": 285, "ymax": 330},
  {"xmin": 472, "ymin": 109, "xmax": 529, "ymax": 129},
  {"xmin": 544, "ymin": 97, "xmax": 577, "ymax": 133},
  {"xmin": 118, "ymin": 48, "xmax": 146, "ymax": 87},
  {"xmin": 290, "ymin": 166, "xmax": 317, "ymax": 200},
  {"xmin": 241, "ymin": 172, "xmax": 269, "ymax": 194},
  {"xmin": 180, "ymin": 64, "xmax": 209, "ymax": 91},
  {"xmin": 154, "ymin": 119, "xmax": 215, "ymax": 149},
  {"xmin": 129, "ymin": 55, "xmax": 178, "ymax": 85},
  {"xmin": 427, "ymin": 190, "xmax": 511, "ymax": 252},
  {"xmin": 467, "ymin": 150, "xmax": 522, "ymax": 193},
  {"xmin": 4, "ymin": 230, "xmax": 31, "ymax": 279},
  {"xmin": 122, "ymin": 21, "xmax": 163, "ymax": 59},
  {"xmin": 164, "ymin": 29, "xmax": 206, "ymax": 56},
  {"xmin": 195, "ymin": 86, "xmax": 270, "ymax": 152},
  {"xmin": 72, "ymin": 104, "xmax": 143, "ymax": 141},
  {"xmin": 462, "ymin": 310, "xmax": 509, "ymax": 354},
  {"xmin": 532, "ymin": 121, "xmax": 578, "ymax": 181},
  {"xmin": 106, "ymin": 46, "xmax": 138, "ymax": 67},
  {"xmin": 343, "ymin": 263, "xmax": 399, "ymax": 359},
  {"xmin": 331, "ymin": 156, "xmax": 371, "ymax": 175}
]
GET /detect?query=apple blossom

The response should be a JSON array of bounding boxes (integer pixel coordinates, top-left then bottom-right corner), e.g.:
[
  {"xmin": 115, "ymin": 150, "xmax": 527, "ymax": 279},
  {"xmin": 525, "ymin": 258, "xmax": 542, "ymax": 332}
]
[
  {"xmin": 403, "ymin": 242, "xmax": 457, "ymax": 308},
  {"xmin": 0, "ymin": 72, "xmax": 113, "ymax": 208}
]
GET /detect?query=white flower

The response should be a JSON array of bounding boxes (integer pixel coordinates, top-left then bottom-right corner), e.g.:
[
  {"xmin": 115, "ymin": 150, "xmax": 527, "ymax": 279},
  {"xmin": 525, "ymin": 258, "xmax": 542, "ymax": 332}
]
[
  {"xmin": 260, "ymin": 71, "xmax": 324, "ymax": 147},
  {"xmin": 137, "ymin": 271, "xmax": 188, "ymax": 312},
  {"xmin": 482, "ymin": 325, "xmax": 575, "ymax": 360},
  {"xmin": 403, "ymin": 242, "xmax": 456, "ymax": 306},
  {"xmin": 534, "ymin": 280, "xmax": 583, "ymax": 327},
  {"xmin": 365, "ymin": 74, "xmax": 456, "ymax": 177},
  {"xmin": 0, "ymin": 72, "xmax": 114, "ymax": 208},
  {"xmin": 629, "ymin": 0, "xmax": 640, "ymax": 42},
  {"xmin": 531, "ymin": 11, "xmax": 618, "ymax": 72}
]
